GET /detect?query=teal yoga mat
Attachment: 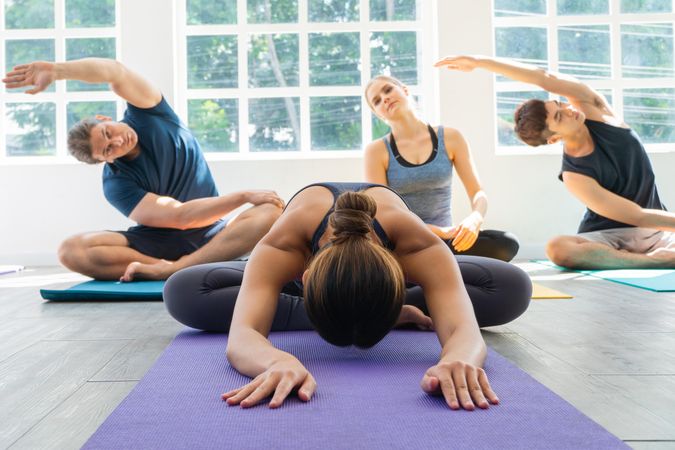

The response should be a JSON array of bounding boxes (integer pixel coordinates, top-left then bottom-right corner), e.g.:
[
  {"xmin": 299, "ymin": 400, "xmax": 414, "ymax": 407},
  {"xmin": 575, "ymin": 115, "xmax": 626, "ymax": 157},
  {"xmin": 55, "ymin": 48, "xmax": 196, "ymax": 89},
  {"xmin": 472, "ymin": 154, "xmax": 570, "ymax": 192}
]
[
  {"xmin": 534, "ymin": 260, "xmax": 675, "ymax": 292},
  {"xmin": 40, "ymin": 280, "xmax": 165, "ymax": 301}
]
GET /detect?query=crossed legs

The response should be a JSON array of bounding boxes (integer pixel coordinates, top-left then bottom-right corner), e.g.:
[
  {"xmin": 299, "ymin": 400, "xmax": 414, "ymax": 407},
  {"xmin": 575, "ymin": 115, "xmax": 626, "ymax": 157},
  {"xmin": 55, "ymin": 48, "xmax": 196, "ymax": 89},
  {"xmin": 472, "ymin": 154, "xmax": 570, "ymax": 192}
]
[
  {"xmin": 58, "ymin": 203, "xmax": 282, "ymax": 281},
  {"xmin": 546, "ymin": 235, "xmax": 675, "ymax": 270}
]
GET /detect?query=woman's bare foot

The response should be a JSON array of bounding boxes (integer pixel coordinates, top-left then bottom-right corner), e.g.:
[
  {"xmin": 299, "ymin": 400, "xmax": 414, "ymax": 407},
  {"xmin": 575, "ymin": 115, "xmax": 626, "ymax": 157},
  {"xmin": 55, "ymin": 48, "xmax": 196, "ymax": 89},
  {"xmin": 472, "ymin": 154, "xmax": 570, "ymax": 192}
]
[{"xmin": 120, "ymin": 259, "xmax": 175, "ymax": 282}]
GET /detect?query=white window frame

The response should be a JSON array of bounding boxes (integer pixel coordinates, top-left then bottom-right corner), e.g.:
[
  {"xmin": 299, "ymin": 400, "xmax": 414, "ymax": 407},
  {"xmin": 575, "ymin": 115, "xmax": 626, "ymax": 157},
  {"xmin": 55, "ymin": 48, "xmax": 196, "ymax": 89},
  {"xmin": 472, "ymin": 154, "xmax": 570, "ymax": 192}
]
[
  {"xmin": 0, "ymin": 0, "xmax": 122, "ymax": 165},
  {"xmin": 176, "ymin": 0, "xmax": 438, "ymax": 159},
  {"xmin": 493, "ymin": 0, "xmax": 675, "ymax": 155}
]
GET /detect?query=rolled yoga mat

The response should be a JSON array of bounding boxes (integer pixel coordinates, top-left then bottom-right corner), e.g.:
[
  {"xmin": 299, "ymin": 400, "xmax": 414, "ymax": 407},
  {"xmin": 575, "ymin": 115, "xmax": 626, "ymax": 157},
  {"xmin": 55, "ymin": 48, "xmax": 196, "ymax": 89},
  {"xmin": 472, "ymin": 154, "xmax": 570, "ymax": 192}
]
[
  {"xmin": 534, "ymin": 260, "xmax": 675, "ymax": 292},
  {"xmin": 0, "ymin": 265, "xmax": 24, "ymax": 276},
  {"xmin": 40, "ymin": 280, "xmax": 165, "ymax": 301},
  {"xmin": 84, "ymin": 330, "xmax": 626, "ymax": 450}
]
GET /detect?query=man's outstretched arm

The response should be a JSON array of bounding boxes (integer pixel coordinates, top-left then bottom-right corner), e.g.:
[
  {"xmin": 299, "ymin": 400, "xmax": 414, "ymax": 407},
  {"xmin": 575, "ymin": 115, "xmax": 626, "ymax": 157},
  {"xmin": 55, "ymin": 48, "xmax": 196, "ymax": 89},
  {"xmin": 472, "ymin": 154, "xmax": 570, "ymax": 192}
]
[
  {"xmin": 3, "ymin": 58, "xmax": 160, "ymax": 108},
  {"xmin": 434, "ymin": 55, "xmax": 600, "ymax": 105}
]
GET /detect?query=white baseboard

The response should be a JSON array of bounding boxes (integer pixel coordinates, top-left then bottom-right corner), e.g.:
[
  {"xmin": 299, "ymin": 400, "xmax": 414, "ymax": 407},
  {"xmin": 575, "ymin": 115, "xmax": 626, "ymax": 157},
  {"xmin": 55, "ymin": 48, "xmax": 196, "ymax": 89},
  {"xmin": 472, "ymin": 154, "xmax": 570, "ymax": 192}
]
[
  {"xmin": 1, "ymin": 243, "xmax": 547, "ymax": 267},
  {"xmin": 515, "ymin": 243, "xmax": 547, "ymax": 260},
  {"xmin": 0, "ymin": 252, "xmax": 59, "ymax": 266}
]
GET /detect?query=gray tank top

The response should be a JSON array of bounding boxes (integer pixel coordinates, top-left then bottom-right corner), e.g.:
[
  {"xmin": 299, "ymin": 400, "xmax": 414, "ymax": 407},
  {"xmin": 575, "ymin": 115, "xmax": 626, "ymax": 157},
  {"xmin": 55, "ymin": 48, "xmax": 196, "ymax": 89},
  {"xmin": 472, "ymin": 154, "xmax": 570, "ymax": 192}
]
[{"xmin": 384, "ymin": 125, "xmax": 453, "ymax": 226}]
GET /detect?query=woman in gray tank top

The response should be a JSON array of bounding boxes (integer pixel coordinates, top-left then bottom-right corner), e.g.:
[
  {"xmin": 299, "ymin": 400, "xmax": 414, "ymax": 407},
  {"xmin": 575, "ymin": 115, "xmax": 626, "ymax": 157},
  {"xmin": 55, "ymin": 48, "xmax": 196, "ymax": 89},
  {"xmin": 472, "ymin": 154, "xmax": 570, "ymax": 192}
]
[{"xmin": 363, "ymin": 75, "xmax": 519, "ymax": 262}]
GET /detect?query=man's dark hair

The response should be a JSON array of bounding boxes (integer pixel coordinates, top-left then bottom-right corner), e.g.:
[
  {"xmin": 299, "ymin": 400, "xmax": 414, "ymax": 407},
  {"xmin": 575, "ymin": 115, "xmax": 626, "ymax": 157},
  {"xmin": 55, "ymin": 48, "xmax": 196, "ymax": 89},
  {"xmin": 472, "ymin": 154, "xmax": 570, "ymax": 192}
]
[{"xmin": 514, "ymin": 99, "xmax": 553, "ymax": 147}]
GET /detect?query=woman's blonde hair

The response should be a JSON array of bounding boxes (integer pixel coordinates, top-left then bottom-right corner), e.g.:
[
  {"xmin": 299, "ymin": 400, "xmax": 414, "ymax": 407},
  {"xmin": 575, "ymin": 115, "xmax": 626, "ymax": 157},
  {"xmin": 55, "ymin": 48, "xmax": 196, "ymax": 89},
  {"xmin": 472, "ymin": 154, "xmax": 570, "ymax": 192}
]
[{"xmin": 303, "ymin": 191, "xmax": 406, "ymax": 348}]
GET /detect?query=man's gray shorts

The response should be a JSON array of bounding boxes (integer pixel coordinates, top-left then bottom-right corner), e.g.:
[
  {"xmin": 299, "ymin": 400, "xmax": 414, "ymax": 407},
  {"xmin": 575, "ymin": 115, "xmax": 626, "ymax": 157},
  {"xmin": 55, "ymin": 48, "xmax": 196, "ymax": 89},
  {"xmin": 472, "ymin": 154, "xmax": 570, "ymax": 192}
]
[{"xmin": 578, "ymin": 227, "xmax": 675, "ymax": 254}]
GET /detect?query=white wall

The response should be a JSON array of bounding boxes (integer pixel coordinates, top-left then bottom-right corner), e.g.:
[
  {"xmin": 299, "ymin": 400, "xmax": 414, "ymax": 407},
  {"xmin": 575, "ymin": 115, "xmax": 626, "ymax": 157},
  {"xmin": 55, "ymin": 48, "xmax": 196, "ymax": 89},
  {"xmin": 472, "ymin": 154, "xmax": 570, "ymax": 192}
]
[{"xmin": 1, "ymin": 1, "xmax": 674, "ymax": 265}]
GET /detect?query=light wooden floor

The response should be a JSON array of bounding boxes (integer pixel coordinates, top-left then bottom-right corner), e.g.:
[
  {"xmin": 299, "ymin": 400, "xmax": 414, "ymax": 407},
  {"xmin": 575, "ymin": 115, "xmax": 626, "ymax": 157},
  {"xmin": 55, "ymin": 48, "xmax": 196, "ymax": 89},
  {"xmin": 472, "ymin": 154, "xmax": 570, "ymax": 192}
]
[{"xmin": 0, "ymin": 263, "xmax": 674, "ymax": 450}]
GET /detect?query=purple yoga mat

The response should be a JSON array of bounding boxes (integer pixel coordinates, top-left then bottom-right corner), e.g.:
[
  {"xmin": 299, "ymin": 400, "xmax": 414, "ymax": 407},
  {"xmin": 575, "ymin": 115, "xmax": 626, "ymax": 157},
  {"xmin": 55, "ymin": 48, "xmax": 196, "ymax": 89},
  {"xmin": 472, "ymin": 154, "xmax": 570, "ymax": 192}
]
[{"xmin": 84, "ymin": 330, "xmax": 626, "ymax": 449}]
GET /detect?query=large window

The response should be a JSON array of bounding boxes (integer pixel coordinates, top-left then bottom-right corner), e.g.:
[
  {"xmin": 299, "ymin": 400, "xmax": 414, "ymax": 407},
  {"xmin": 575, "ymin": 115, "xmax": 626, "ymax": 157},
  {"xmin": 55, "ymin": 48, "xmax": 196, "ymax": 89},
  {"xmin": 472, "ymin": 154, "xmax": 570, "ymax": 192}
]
[
  {"xmin": 178, "ymin": 0, "xmax": 435, "ymax": 155},
  {"xmin": 0, "ymin": 0, "xmax": 120, "ymax": 161},
  {"xmin": 493, "ymin": 0, "xmax": 675, "ymax": 152}
]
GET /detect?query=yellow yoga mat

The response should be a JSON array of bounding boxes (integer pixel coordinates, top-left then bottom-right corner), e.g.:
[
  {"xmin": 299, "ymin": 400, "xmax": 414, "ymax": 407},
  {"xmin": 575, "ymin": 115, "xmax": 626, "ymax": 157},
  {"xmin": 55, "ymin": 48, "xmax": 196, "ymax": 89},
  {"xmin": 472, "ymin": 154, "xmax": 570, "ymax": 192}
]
[{"xmin": 531, "ymin": 282, "xmax": 573, "ymax": 299}]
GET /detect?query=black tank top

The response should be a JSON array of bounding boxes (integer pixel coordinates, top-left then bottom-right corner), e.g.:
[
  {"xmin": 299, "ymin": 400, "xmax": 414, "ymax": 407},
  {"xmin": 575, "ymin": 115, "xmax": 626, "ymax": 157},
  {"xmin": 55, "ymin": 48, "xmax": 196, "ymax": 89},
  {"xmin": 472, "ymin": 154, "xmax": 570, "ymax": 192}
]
[
  {"xmin": 286, "ymin": 182, "xmax": 408, "ymax": 254},
  {"xmin": 559, "ymin": 119, "xmax": 666, "ymax": 233}
]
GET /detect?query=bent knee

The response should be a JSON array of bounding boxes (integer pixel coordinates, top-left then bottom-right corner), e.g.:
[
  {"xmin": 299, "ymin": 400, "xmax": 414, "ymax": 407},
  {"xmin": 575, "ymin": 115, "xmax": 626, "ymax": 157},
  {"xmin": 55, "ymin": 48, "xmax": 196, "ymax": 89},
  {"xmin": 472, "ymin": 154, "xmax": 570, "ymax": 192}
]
[
  {"xmin": 251, "ymin": 203, "xmax": 283, "ymax": 228},
  {"xmin": 163, "ymin": 262, "xmax": 245, "ymax": 331},
  {"xmin": 497, "ymin": 232, "xmax": 520, "ymax": 262},
  {"xmin": 546, "ymin": 236, "xmax": 583, "ymax": 268},
  {"xmin": 496, "ymin": 262, "xmax": 532, "ymax": 325},
  {"xmin": 57, "ymin": 235, "xmax": 86, "ymax": 269}
]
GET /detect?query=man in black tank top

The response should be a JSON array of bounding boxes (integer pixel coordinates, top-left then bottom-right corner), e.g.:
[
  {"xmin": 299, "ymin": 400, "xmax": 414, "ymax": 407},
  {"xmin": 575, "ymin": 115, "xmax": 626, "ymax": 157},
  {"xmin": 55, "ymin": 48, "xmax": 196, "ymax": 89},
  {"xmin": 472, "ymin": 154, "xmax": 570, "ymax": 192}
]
[{"xmin": 436, "ymin": 55, "xmax": 675, "ymax": 270}]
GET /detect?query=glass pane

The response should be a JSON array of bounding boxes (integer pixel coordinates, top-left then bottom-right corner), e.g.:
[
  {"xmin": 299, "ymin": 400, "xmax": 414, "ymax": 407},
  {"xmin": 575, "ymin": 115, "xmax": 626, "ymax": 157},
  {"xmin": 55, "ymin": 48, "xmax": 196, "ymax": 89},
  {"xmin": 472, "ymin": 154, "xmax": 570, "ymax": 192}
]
[
  {"xmin": 5, "ymin": 39, "xmax": 55, "ymax": 93},
  {"xmin": 67, "ymin": 101, "xmax": 116, "ymax": 129},
  {"xmin": 248, "ymin": 34, "xmax": 299, "ymax": 88},
  {"xmin": 621, "ymin": 23, "xmax": 674, "ymax": 78},
  {"xmin": 372, "ymin": 115, "xmax": 390, "ymax": 140},
  {"xmin": 187, "ymin": 0, "xmax": 236, "ymax": 24},
  {"xmin": 66, "ymin": 38, "xmax": 116, "ymax": 91},
  {"xmin": 5, "ymin": 102, "xmax": 56, "ymax": 156},
  {"xmin": 558, "ymin": 25, "xmax": 611, "ymax": 79},
  {"xmin": 494, "ymin": 0, "xmax": 546, "ymax": 17},
  {"xmin": 249, "ymin": 98, "xmax": 300, "ymax": 151},
  {"xmin": 66, "ymin": 0, "xmax": 115, "ymax": 27},
  {"xmin": 188, "ymin": 99, "xmax": 238, "ymax": 152},
  {"xmin": 496, "ymin": 90, "xmax": 549, "ymax": 146},
  {"xmin": 624, "ymin": 88, "xmax": 675, "ymax": 144},
  {"xmin": 5, "ymin": 0, "xmax": 54, "ymax": 29},
  {"xmin": 311, "ymin": 96, "xmax": 361, "ymax": 150},
  {"xmin": 187, "ymin": 35, "xmax": 238, "ymax": 89},
  {"xmin": 248, "ymin": 0, "xmax": 297, "ymax": 24},
  {"xmin": 370, "ymin": 31, "xmax": 418, "ymax": 85},
  {"xmin": 622, "ymin": 0, "xmax": 672, "ymax": 13},
  {"xmin": 309, "ymin": 0, "xmax": 358, "ymax": 22},
  {"xmin": 495, "ymin": 27, "xmax": 548, "ymax": 73},
  {"xmin": 309, "ymin": 32, "xmax": 360, "ymax": 86},
  {"xmin": 370, "ymin": 0, "xmax": 416, "ymax": 21},
  {"xmin": 557, "ymin": 0, "xmax": 608, "ymax": 15}
]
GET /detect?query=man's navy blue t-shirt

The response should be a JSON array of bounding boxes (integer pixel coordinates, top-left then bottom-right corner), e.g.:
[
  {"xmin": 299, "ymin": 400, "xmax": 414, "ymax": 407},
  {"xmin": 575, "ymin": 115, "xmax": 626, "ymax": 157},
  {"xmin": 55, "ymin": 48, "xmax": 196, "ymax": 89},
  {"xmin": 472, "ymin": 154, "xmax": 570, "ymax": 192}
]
[
  {"xmin": 102, "ymin": 97, "xmax": 218, "ymax": 217},
  {"xmin": 559, "ymin": 119, "xmax": 666, "ymax": 233}
]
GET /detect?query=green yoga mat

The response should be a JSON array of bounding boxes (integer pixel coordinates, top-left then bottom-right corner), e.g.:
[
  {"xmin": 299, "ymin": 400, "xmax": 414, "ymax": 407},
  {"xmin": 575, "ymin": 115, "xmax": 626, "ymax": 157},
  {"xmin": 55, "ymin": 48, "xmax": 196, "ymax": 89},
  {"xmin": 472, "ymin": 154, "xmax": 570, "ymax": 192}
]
[
  {"xmin": 534, "ymin": 260, "xmax": 675, "ymax": 292},
  {"xmin": 40, "ymin": 280, "xmax": 165, "ymax": 301}
]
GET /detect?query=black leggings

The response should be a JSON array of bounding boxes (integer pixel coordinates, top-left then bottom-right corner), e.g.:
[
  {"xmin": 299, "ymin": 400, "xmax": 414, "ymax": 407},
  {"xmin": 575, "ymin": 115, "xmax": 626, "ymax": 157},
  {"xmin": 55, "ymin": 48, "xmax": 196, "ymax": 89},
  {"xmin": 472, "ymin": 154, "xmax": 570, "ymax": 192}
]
[
  {"xmin": 163, "ymin": 256, "xmax": 532, "ymax": 333},
  {"xmin": 448, "ymin": 229, "xmax": 520, "ymax": 262}
]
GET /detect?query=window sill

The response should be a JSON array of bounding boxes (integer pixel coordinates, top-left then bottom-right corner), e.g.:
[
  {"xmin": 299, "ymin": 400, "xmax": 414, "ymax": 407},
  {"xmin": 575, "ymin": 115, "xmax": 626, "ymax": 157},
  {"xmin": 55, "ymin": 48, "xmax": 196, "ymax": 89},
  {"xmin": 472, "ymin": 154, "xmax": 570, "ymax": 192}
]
[
  {"xmin": 0, "ymin": 150, "xmax": 365, "ymax": 166},
  {"xmin": 495, "ymin": 143, "xmax": 675, "ymax": 156}
]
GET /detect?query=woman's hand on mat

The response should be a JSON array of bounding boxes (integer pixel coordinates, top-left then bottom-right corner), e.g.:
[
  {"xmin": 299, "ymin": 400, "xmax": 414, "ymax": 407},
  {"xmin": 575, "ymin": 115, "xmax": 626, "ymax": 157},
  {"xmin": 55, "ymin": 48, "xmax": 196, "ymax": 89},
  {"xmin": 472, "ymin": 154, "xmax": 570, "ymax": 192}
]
[
  {"xmin": 421, "ymin": 361, "xmax": 499, "ymax": 411},
  {"xmin": 396, "ymin": 305, "xmax": 433, "ymax": 331},
  {"xmin": 434, "ymin": 55, "xmax": 479, "ymax": 72},
  {"xmin": 449, "ymin": 212, "xmax": 482, "ymax": 252},
  {"xmin": 2, "ymin": 61, "xmax": 56, "ymax": 94},
  {"xmin": 245, "ymin": 190, "xmax": 285, "ymax": 209},
  {"xmin": 221, "ymin": 357, "xmax": 316, "ymax": 409}
]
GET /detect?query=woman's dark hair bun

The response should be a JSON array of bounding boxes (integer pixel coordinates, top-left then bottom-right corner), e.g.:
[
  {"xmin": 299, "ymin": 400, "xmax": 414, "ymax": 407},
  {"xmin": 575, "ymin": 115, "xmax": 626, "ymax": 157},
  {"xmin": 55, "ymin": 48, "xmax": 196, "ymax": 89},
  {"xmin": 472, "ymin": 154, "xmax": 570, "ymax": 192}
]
[{"xmin": 329, "ymin": 191, "xmax": 377, "ymax": 244}]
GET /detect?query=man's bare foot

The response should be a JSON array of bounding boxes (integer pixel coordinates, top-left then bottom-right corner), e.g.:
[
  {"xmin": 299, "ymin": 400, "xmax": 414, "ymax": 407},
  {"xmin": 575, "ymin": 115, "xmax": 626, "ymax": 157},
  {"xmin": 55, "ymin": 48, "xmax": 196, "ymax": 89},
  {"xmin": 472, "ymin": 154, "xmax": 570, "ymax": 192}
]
[
  {"xmin": 647, "ymin": 247, "xmax": 675, "ymax": 267},
  {"xmin": 120, "ymin": 260, "xmax": 175, "ymax": 282}
]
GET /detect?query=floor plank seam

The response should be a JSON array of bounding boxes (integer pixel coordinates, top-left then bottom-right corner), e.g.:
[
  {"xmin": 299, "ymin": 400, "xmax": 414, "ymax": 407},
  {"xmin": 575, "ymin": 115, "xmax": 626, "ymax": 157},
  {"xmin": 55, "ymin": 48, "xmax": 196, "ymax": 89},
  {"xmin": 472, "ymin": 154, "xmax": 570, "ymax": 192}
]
[
  {"xmin": 42, "ymin": 338, "xmax": 136, "ymax": 342},
  {"xmin": 592, "ymin": 373, "xmax": 675, "ymax": 377},
  {"xmin": 6, "ymin": 377, "xmax": 93, "ymax": 449},
  {"xmin": 88, "ymin": 340, "xmax": 136, "ymax": 382},
  {"xmin": 87, "ymin": 379, "xmax": 141, "ymax": 383}
]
